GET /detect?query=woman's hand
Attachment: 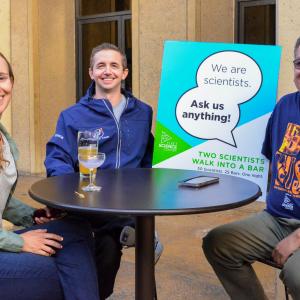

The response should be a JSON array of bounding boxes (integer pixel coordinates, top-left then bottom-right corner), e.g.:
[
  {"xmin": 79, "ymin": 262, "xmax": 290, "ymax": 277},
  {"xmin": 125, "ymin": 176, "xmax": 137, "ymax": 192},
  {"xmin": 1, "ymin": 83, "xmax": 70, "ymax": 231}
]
[
  {"xmin": 20, "ymin": 229, "xmax": 63, "ymax": 256},
  {"xmin": 33, "ymin": 207, "xmax": 64, "ymax": 224}
]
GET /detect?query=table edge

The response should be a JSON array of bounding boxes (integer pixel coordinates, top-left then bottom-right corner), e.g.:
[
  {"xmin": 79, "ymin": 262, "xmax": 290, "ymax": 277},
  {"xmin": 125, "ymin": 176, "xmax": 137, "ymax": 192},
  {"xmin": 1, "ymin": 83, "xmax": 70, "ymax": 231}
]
[{"xmin": 29, "ymin": 187, "xmax": 261, "ymax": 216}]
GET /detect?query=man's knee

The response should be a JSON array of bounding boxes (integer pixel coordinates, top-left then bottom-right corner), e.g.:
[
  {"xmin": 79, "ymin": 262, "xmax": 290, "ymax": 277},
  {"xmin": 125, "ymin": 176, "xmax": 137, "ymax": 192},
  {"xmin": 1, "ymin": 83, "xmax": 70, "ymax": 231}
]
[
  {"xmin": 281, "ymin": 258, "xmax": 300, "ymax": 298},
  {"xmin": 202, "ymin": 225, "xmax": 231, "ymax": 259}
]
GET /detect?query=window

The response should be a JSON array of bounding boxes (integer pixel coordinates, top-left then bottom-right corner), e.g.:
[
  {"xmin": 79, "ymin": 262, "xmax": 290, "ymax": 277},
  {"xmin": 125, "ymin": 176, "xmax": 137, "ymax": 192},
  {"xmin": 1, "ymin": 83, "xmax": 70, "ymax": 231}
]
[
  {"xmin": 76, "ymin": 1, "xmax": 132, "ymax": 98},
  {"xmin": 79, "ymin": 0, "xmax": 130, "ymax": 16},
  {"xmin": 236, "ymin": 0, "xmax": 276, "ymax": 44}
]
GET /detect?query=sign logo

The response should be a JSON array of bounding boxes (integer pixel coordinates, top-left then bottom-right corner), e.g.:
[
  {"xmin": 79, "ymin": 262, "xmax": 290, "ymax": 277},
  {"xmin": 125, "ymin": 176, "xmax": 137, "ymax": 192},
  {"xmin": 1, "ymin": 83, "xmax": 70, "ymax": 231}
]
[{"xmin": 159, "ymin": 131, "xmax": 177, "ymax": 152}]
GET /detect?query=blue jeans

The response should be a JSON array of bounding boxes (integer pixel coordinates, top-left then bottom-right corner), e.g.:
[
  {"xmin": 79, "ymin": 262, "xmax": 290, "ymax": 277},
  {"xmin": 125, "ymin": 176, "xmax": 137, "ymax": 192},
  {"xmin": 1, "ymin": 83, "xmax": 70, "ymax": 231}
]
[
  {"xmin": 0, "ymin": 216, "xmax": 99, "ymax": 300},
  {"xmin": 73, "ymin": 212, "xmax": 134, "ymax": 299}
]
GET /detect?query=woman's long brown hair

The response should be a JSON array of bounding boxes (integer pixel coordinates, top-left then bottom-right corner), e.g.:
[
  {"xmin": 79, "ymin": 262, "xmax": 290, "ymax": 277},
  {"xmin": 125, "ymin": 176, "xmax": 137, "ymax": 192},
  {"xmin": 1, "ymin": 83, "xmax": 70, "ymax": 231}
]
[{"xmin": 0, "ymin": 52, "xmax": 14, "ymax": 170}]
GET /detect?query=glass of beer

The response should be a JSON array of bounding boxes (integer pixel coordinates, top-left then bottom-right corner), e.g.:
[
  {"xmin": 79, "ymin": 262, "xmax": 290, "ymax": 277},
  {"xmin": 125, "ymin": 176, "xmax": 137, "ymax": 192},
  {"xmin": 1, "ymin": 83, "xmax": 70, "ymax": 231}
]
[{"xmin": 77, "ymin": 130, "xmax": 100, "ymax": 179}]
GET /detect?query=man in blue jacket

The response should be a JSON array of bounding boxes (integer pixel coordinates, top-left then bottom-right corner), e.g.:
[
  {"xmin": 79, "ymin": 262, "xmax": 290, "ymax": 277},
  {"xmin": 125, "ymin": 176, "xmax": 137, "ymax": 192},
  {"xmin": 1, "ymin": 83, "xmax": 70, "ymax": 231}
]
[
  {"xmin": 203, "ymin": 37, "xmax": 300, "ymax": 300},
  {"xmin": 45, "ymin": 43, "xmax": 154, "ymax": 299}
]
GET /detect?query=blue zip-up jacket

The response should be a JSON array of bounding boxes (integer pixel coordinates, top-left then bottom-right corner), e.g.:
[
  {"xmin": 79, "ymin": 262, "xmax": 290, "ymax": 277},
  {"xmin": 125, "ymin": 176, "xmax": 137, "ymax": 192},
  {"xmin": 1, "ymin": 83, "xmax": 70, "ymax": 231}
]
[{"xmin": 45, "ymin": 82, "xmax": 154, "ymax": 177}]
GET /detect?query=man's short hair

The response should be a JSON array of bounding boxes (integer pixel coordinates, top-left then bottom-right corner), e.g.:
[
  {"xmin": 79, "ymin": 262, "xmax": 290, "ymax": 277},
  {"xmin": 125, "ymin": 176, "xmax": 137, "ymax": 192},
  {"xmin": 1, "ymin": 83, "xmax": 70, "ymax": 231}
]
[
  {"xmin": 294, "ymin": 37, "xmax": 300, "ymax": 58},
  {"xmin": 89, "ymin": 43, "xmax": 127, "ymax": 69}
]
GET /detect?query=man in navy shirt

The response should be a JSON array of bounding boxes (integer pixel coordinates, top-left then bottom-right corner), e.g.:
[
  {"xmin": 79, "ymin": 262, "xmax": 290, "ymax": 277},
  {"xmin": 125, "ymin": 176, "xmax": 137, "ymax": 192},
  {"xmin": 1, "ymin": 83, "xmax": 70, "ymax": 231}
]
[{"xmin": 203, "ymin": 37, "xmax": 300, "ymax": 300}]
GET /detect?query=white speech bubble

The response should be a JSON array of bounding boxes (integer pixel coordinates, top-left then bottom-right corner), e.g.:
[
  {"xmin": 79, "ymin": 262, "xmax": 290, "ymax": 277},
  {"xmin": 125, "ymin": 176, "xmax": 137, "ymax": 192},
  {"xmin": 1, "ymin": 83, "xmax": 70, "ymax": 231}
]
[{"xmin": 176, "ymin": 51, "xmax": 262, "ymax": 147}]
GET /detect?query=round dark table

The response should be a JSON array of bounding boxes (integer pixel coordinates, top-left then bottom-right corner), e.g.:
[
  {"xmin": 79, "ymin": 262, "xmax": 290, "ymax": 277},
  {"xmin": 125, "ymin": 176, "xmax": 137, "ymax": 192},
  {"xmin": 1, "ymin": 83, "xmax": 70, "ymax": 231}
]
[{"xmin": 29, "ymin": 168, "xmax": 261, "ymax": 300}]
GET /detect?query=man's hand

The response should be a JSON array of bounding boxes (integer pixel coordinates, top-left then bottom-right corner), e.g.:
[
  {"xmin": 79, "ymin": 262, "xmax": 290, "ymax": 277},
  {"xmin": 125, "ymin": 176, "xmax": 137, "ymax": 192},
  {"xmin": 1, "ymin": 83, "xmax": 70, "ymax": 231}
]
[
  {"xmin": 272, "ymin": 229, "xmax": 300, "ymax": 265},
  {"xmin": 20, "ymin": 229, "xmax": 63, "ymax": 256}
]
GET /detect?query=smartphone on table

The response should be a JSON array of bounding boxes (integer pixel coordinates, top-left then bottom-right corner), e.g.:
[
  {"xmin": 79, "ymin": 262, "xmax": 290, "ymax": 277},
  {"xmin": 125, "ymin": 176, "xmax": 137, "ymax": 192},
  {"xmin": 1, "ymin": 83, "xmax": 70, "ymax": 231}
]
[{"xmin": 178, "ymin": 176, "xmax": 219, "ymax": 188}]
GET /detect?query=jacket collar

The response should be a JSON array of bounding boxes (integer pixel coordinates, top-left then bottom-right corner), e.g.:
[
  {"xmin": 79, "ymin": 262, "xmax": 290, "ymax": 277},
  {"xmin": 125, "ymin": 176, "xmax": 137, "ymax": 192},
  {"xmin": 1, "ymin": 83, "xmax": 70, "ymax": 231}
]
[{"xmin": 79, "ymin": 81, "xmax": 136, "ymax": 112}]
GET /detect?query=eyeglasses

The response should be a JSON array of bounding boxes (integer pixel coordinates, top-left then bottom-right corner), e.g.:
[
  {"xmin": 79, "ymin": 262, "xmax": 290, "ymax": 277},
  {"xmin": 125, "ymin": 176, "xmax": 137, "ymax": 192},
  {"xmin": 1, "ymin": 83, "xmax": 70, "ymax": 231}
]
[{"xmin": 293, "ymin": 58, "xmax": 300, "ymax": 70}]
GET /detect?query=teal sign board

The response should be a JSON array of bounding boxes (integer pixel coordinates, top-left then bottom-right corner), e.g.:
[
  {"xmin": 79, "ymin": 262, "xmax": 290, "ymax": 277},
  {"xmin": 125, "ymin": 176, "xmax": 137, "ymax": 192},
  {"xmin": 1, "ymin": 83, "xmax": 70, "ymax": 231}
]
[{"xmin": 153, "ymin": 40, "xmax": 282, "ymax": 200}]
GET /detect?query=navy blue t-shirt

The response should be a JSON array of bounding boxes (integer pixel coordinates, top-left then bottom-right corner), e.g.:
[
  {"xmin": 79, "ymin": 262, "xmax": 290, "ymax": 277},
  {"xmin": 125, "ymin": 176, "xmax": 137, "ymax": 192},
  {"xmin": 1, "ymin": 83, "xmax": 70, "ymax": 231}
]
[{"xmin": 262, "ymin": 91, "xmax": 300, "ymax": 219}]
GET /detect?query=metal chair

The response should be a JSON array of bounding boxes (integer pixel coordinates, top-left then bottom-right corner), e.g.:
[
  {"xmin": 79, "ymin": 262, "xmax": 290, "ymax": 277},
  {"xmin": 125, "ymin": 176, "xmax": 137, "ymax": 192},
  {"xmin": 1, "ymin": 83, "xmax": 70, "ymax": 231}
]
[{"xmin": 256, "ymin": 258, "xmax": 289, "ymax": 300}]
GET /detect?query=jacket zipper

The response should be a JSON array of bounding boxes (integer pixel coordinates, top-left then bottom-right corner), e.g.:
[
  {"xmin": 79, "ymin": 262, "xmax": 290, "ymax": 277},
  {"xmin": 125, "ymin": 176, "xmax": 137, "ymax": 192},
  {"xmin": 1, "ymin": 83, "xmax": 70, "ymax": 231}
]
[
  {"xmin": 102, "ymin": 98, "xmax": 128, "ymax": 168},
  {"xmin": 118, "ymin": 98, "xmax": 129, "ymax": 167}
]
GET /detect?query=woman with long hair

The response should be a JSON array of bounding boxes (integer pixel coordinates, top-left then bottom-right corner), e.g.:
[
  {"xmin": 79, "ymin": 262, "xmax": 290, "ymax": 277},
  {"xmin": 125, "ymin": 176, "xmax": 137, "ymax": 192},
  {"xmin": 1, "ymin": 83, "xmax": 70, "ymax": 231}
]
[{"xmin": 0, "ymin": 52, "xmax": 99, "ymax": 300}]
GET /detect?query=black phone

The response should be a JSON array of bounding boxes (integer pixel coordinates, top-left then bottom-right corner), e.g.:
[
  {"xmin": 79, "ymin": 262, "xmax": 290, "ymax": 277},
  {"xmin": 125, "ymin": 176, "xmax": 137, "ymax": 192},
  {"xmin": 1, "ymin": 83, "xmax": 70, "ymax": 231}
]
[{"xmin": 178, "ymin": 176, "xmax": 219, "ymax": 188}]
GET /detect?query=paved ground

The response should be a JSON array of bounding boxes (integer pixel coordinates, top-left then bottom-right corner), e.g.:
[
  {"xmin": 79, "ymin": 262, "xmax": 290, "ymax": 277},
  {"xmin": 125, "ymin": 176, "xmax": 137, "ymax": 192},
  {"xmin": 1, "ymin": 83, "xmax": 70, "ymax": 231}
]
[{"xmin": 13, "ymin": 175, "xmax": 285, "ymax": 300}]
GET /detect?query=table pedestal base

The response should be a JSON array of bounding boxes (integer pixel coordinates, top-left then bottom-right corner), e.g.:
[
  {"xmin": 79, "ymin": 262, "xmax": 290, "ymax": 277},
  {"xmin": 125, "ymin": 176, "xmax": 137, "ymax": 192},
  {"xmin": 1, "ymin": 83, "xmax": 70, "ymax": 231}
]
[{"xmin": 135, "ymin": 215, "xmax": 155, "ymax": 300}]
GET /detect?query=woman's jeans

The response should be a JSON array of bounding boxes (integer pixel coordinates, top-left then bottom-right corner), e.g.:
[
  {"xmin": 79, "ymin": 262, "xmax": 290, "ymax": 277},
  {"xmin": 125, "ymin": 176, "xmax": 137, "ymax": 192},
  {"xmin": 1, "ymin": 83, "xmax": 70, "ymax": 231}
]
[{"xmin": 0, "ymin": 216, "xmax": 99, "ymax": 300}]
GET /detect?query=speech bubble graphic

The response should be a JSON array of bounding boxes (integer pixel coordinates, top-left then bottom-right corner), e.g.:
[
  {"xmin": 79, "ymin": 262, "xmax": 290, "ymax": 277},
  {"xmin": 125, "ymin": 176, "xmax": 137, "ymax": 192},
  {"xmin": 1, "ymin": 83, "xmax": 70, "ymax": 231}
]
[{"xmin": 176, "ymin": 51, "xmax": 262, "ymax": 147}]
